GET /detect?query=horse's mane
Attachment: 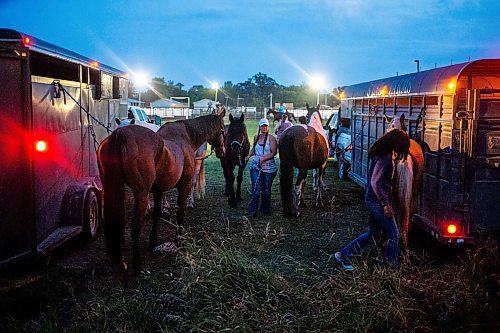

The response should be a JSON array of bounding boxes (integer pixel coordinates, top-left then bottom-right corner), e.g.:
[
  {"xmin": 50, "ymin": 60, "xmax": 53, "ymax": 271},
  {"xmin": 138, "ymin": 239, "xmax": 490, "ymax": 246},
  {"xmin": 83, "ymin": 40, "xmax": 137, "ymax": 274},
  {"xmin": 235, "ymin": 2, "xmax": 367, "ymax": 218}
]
[
  {"xmin": 369, "ymin": 129, "xmax": 410, "ymax": 159},
  {"xmin": 177, "ymin": 115, "xmax": 223, "ymax": 143}
]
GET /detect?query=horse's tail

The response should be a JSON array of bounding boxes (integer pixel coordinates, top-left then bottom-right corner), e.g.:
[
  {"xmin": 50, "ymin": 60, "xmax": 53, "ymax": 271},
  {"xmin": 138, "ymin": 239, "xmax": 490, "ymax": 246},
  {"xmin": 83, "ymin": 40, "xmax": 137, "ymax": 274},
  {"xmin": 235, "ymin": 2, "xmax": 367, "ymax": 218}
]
[
  {"xmin": 394, "ymin": 156, "xmax": 414, "ymax": 249},
  {"xmin": 279, "ymin": 133, "xmax": 295, "ymax": 217},
  {"xmin": 98, "ymin": 132, "xmax": 126, "ymax": 260},
  {"xmin": 195, "ymin": 160, "xmax": 206, "ymax": 199}
]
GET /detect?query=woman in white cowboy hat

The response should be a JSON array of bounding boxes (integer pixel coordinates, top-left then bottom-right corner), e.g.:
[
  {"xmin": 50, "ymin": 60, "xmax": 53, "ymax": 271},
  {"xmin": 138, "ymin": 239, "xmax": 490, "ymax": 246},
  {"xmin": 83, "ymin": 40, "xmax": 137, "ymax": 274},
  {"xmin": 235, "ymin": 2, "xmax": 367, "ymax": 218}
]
[{"xmin": 247, "ymin": 118, "xmax": 278, "ymax": 218}]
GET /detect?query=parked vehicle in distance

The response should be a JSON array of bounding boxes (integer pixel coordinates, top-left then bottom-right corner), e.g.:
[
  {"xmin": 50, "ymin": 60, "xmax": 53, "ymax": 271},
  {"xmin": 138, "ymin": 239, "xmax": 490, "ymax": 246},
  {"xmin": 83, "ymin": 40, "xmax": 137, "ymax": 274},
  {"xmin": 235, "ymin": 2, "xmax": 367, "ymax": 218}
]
[{"xmin": 117, "ymin": 106, "xmax": 160, "ymax": 132}]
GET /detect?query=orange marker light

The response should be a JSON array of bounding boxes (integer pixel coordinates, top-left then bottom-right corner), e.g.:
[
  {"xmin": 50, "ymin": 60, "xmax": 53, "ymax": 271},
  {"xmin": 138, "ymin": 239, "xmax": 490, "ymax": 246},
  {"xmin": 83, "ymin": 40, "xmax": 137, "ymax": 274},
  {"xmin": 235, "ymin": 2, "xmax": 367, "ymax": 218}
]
[
  {"xmin": 35, "ymin": 140, "xmax": 47, "ymax": 152},
  {"xmin": 380, "ymin": 86, "xmax": 388, "ymax": 97},
  {"xmin": 90, "ymin": 61, "xmax": 99, "ymax": 68},
  {"xmin": 448, "ymin": 81, "xmax": 455, "ymax": 90},
  {"xmin": 447, "ymin": 224, "xmax": 457, "ymax": 235},
  {"xmin": 23, "ymin": 36, "xmax": 31, "ymax": 46}
]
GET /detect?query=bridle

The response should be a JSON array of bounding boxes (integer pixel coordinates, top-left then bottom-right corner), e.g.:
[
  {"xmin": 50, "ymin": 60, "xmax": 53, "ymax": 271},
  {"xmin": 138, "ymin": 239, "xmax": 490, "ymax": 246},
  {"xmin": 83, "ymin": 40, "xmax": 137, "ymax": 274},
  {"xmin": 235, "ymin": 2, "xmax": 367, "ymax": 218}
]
[{"xmin": 229, "ymin": 136, "xmax": 246, "ymax": 167}]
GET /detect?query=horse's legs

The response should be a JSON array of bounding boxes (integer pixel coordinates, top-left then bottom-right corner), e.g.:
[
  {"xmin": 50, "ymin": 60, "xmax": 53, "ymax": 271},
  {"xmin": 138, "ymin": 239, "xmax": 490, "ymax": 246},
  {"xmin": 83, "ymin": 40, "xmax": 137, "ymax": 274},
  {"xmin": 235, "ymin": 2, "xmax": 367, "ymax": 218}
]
[
  {"xmin": 235, "ymin": 164, "xmax": 244, "ymax": 201},
  {"xmin": 131, "ymin": 191, "xmax": 149, "ymax": 276},
  {"xmin": 295, "ymin": 169, "xmax": 307, "ymax": 209},
  {"xmin": 148, "ymin": 191, "xmax": 163, "ymax": 251},
  {"xmin": 315, "ymin": 162, "xmax": 327, "ymax": 207},
  {"xmin": 187, "ymin": 159, "xmax": 202, "ymax": 208},
  {"xmin": 312, "ymin": 169, "xmax": 319, "ymax": 191},
  {"xmin": 175, "ymin": 180, "xmax": 192, "ymax": 244},
  {"xmin": 227, "ymin": 164, "xmax": 237, "ymax": 208}
]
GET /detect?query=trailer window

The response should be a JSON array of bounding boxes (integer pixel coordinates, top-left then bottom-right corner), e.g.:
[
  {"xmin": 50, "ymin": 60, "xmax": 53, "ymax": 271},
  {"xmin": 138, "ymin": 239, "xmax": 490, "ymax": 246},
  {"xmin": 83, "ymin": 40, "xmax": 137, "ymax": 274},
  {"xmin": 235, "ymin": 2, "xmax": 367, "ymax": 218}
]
[
  {"xmin": 30, "ymin": 52, "xmax": 79, "ymax": 82},
  {"xmin": 426, "ymin": 96, "xmax": 439, "ymax": 106}
]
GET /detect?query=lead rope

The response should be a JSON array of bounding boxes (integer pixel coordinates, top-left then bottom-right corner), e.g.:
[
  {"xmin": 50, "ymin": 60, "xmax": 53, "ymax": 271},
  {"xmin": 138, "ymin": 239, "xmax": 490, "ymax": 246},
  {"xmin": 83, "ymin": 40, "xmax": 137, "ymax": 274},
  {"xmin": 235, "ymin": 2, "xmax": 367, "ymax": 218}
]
[{"xmin": 52, "ymin": 80, "xmax": 112, "ymax": 152}]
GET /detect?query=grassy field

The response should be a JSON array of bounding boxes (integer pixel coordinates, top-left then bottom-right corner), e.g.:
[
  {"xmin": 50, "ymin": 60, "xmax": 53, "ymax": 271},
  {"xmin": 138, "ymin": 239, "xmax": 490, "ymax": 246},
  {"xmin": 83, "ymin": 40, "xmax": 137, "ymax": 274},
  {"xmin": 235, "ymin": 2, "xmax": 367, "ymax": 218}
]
[{"xmin": 0, "ymin": 117, "xmax": 499, "ymax": 332}]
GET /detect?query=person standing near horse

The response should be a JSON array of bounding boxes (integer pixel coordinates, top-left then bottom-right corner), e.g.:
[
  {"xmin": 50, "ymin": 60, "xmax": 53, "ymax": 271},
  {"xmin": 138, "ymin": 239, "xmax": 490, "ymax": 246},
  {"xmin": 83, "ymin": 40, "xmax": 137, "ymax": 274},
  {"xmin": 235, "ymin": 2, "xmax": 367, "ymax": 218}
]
[
  {"xmin": 279, "ymin": 102, "xmax": 286, "ymax": 113},
  {"xmin": 334, "ymin": 129, "xmax": 410, "ymax": 270},
  {"xmin": 247, "ymin": 118, "xmax": 278, "ymax": 218},
  {"xmin": 275, "ymin": 113, "xmax": 292, "ymax": 142}
]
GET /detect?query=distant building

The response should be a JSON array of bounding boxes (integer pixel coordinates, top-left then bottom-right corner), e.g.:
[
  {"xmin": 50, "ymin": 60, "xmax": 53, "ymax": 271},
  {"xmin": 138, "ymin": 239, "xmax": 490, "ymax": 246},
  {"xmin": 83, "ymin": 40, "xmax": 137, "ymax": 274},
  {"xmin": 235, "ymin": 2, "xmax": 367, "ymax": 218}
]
[
  {"xmin": 193, "ymin": 99, "xmax": 217, "ymax": 110},
  {"xmin": 150, "ymin": 98, "xmax": 185, "ymax": 108},
  {"xmin": 128, "ymin": 98, "xmax": 145, "ymax": 108}
]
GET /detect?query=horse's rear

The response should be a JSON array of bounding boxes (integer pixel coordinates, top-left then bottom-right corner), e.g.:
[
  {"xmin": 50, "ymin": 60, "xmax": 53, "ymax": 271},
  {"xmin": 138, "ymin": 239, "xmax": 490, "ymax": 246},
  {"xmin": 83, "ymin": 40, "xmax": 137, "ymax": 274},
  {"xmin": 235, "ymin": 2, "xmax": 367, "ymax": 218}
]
[
  {"xmin": 98, "ymin": 126, "xmax": 166, "ymax": 274},
  {"xmin": 393, "ymin": 139, "xmax": 424, "ymax": 249},
  {"xmin": 279, "ymin": 125, "xmax": 328, "ymax": 217}
]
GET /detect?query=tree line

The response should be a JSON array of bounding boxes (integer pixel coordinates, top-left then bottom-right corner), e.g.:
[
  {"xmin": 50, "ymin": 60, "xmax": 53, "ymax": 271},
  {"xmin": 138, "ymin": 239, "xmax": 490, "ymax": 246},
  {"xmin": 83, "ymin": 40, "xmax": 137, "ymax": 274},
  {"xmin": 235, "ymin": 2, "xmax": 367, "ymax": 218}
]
[{"xmin": 129, "ymin": 72, "xmax": 344, "ymax": 109}]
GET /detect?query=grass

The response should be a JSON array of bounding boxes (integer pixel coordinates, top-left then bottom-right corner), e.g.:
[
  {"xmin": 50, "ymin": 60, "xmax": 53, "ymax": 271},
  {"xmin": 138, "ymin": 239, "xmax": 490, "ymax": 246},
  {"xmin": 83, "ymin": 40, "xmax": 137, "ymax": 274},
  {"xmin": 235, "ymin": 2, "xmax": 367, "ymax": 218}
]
[{"xmin": 0, "ymin": 117, "xmax": 499, "ymax": 332}]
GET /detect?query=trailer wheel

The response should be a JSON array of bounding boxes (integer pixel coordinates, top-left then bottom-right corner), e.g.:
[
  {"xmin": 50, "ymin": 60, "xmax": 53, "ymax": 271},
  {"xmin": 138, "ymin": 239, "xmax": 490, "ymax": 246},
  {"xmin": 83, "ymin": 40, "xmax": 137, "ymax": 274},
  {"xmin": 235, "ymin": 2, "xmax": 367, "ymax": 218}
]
[
  {"xmin": 83, "ymin": 190, "xmax": 99, "ymax": 240},
  {"xmin": 338, "ymin": 159, "xmax": 349, "ymax": 179}
]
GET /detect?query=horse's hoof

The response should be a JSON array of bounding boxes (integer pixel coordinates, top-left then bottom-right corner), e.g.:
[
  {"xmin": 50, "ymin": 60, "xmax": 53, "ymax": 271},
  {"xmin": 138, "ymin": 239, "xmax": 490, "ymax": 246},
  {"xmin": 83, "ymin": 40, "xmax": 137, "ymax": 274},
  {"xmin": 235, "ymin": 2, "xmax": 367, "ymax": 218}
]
[
  {"xmin": 119, "ymin": 261, "xmax": 128, "ymax": 273},
  {"xmin": 313, "ymin": 187, "xmax": 318, "ymax": 191}
]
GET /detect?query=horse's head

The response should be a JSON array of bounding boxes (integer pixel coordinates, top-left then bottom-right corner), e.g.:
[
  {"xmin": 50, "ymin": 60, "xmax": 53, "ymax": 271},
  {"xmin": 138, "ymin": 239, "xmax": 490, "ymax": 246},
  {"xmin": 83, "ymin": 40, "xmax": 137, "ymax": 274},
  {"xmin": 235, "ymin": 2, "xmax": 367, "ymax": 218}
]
[
  {"xmin": 386, "ymin": 113, "xmax": 407, "ymax": 133},
  {"xmin": 226, "ymin": 113, "xmax": 249, "ymax": 166},
  {"xmin": 306, "ymin": 103, "xmax": 321, "ymax": 124},
  {"xmin": 212, "ymin": 104, "xmax": 227, "ymax": 118},
  {"xmin": 266, "ymin": 108, "xmax": 274, "ymax": 115}
]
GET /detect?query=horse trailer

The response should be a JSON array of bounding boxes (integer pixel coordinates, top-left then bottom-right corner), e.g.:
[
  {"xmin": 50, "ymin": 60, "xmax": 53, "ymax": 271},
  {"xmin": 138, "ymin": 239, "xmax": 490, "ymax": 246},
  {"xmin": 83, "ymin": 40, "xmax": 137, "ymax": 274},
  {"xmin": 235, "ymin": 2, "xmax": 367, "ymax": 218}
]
[
  {"xmin": 340, "ymin": 59, "xmax": 500, "ymax": 244},
  {"xmin": 0, "ymin": 29, "xmax": 128, "ymax": 267}
]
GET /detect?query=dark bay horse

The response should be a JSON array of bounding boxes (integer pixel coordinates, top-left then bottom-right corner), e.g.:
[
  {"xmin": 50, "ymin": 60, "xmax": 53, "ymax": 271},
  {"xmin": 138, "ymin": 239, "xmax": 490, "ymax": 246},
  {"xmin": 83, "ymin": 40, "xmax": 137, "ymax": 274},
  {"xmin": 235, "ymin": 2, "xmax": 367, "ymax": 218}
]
[
  {"xmin": 98, "ymin": 113, "xmax": 225, "ymax": 275},
  {"xmin": 220, "ymin": 113, "xmax": 250, "ymax": 207},
  {"xmin": 278, "ymin": 104, "xmax": 329, "ymax": 217},
  {"xmin": 266, "ymin": 109, "xmax": 297, "ymax": 125},
  {"xmin": 385, "ymin": 114, "xmax": 425, "ymax": 250}
]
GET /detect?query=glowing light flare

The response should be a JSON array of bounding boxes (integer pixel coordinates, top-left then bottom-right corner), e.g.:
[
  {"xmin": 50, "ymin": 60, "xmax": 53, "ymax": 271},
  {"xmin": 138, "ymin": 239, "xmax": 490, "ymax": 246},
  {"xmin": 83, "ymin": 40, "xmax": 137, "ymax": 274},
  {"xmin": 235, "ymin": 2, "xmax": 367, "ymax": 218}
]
[
  {"xmin": 211, "ymin": 81, "xmax": 219, "ymax": 90},
  {"xmin": 134, "ymin": 71, "xmax": 149, "ymax": 89},
  {"xmin": 379, "ymin": 86, "xmax": 388, "ymax": 97},
  {"xmin": 446, "ymin": 224, "xmax": 457, "ymax": 235},
  {"xmin": 35, "ymin": 140, "xmax": 48, "ymax": 152},
  {"xmin": 448, "ymin": 80, "xmax": 456, "ymax": 90},
  {"xmin": 310, "ymin": 75, "xmax": 326, "ymax": 90},
  {"xmin": 90, "ymin": 61, "xmax": 99, "ymax": 68},
  {"xmin": 22, "ymin": 36, "xmax": 31, "ymax": 46},
  {"xmin": 339, "ymin": 92, "xmax": 345, "ymax": 100}
]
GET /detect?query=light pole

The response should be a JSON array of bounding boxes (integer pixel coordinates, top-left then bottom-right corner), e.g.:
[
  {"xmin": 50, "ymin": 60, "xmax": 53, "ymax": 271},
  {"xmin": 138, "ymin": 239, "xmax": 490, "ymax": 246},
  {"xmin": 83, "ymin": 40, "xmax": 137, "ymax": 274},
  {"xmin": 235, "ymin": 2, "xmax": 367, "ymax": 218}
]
[
  {"xmin": 311, "ymin": 75, "xmax": 326, "ymax": 106},
  {"xmin": 269, "ymin": 92, "xmax": 273, "ymax": 109},
  {"xmin": 135, "ymin": 71, "xmax": 148, "ymax": 108},
  {"xmin": 211, "ymin": 82, "xmax": 219, "ymax": 104}
]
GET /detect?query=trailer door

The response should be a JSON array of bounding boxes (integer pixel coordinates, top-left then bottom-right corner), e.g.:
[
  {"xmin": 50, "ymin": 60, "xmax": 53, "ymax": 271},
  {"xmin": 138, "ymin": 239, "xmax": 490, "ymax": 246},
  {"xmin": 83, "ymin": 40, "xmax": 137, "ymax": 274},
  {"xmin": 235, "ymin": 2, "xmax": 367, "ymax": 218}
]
[{"xmin": 0, "ymin": 48, "xmax": 35, "ymax": 265}]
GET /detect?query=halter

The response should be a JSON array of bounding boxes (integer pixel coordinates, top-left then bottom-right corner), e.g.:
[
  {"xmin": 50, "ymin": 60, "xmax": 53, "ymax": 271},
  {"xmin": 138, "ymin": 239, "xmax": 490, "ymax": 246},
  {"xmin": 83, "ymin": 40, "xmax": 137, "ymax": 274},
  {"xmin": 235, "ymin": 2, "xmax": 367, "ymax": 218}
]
[{"xmin": 230, "ymin": 136, "xmax": 246, "ymax": 167}]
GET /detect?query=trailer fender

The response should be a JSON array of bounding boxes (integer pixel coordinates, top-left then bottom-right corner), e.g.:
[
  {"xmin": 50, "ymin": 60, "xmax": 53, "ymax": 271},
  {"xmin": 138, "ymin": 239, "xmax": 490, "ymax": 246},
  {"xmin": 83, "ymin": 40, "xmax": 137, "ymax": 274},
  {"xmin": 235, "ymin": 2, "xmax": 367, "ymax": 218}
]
[{"xmin": 61, "ymin": 178, "xmax": 102, "ymax": 239}]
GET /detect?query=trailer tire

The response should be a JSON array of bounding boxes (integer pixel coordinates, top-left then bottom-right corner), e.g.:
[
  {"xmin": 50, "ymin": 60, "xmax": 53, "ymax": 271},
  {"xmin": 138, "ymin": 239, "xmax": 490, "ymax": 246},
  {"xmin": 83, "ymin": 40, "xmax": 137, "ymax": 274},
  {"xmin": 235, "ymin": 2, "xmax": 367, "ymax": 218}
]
[{"xmin": 83, "ymin": 190, "xmax": 99, "ymax": 240}]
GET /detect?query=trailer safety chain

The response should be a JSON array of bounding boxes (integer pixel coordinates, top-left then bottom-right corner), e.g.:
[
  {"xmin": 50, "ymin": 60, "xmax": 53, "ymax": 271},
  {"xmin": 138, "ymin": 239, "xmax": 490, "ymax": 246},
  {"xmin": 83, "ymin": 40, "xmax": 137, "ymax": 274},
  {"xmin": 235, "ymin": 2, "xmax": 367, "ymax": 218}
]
[
  {"xmin": 413, "ymin": 106, "xmax": 426, "ymax": 140},
  {"xmin": 335, "ymin": 108, "xmax": 374, "ymax": 158},
  {"xmin": 51, "ymin": 81, "xmax": 112, "ymax": 135},
  {"xmin": 89, "ymin": 124, "xmax": 99, "ymax": 153}
]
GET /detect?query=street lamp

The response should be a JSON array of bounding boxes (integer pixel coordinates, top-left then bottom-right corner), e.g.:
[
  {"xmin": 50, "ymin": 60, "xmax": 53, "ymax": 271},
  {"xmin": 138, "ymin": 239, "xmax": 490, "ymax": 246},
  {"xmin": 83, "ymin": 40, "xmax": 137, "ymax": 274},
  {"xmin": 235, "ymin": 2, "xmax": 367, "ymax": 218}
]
[
  {"xmin": 134, "ymin": 72, "xmax": 148, "ymax": 107},
  {"xmin": 211, "ymin": 82, "xmax": 219, "ymax": 103},
  {"xmin": 311, "ymin": 75, "xmax": 326, "ymax": 106}
]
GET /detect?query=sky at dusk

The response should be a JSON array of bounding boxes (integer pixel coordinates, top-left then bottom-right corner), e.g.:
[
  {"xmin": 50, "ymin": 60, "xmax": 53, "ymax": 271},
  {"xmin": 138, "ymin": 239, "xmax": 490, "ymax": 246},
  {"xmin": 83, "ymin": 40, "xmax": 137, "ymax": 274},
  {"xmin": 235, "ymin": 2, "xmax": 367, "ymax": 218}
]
[{"xmin": 1, "ymin": 0, "xmax": 499, "ymax": 90}]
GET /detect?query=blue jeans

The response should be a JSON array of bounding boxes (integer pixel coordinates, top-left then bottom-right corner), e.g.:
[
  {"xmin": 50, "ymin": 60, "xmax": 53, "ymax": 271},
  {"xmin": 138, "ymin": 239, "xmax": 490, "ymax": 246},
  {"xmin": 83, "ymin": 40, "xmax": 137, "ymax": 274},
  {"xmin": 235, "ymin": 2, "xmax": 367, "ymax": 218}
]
[
  {"xmin": 339, "ymin": 199, "xmax": 399, "ymax": 266},
  {"xmin": 248, "ymin": 168, "xmax": 277, "ymax": 215}
]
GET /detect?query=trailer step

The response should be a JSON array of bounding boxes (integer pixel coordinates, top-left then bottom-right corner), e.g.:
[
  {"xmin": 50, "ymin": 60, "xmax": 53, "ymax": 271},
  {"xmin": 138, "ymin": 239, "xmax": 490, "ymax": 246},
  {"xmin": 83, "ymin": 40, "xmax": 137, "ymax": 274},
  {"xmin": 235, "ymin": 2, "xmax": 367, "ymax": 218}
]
[{"xmin": 37, "ymin": 226, "xmax": 82, "ymax": 254}]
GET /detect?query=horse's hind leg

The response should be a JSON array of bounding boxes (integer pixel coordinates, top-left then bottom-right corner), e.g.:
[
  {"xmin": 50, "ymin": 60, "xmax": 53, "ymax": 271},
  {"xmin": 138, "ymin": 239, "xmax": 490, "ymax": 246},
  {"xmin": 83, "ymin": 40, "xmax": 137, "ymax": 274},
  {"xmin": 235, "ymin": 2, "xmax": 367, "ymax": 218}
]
[
  {"xmin": 175, "ymin": 180, "xmax": 192, "ymax": 244},
  {"xmin": 227, "ymin": 164, "xmax": 237, "ymax": 208},
  {"xmin": 148, "ymin": 191, "xmax": 163, "ymax": 251},
  {"xmin": 131, "ymin": 192, "xmax": 149, "ymax": 276},
  {"xmin": 295, "ymin": 169, "xmax": 307, "ymax": 208},
  {"xmin": 315, "ymin": 163, "xmax": 327, "ymax": 207}
]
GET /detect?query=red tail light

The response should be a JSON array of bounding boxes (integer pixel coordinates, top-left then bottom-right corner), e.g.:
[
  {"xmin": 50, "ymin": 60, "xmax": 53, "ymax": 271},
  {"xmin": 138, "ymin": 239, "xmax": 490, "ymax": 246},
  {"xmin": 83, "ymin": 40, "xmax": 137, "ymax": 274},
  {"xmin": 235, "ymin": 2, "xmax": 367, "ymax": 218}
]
[
  {"xmin": 35, "ymin": 140, "xmax": 48, "ymax": 152},
  {"xmin": 444, "ymin": 222, "xmax": 459, "ymax": 236}
]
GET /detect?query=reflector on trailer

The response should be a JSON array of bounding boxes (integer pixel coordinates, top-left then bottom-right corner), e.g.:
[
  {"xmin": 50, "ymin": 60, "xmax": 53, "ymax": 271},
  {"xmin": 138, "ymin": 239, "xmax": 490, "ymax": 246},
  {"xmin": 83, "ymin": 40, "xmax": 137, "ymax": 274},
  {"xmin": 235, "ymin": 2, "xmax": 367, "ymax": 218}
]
[{"xmin": 22, "ymin": 36, "xmax": 31, "ymax": 46}]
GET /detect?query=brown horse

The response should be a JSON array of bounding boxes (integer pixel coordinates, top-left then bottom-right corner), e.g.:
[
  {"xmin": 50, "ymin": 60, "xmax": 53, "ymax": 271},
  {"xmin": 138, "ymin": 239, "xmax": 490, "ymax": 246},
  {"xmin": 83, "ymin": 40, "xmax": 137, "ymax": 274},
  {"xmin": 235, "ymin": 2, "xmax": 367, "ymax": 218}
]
[
  {"xmin": 187, "ymin": 104, "xmax": 228, "ymax": 208},
  {"xmin": 97, "ymin": 112, "xmax": 225, "ymax": 275},
  {"xmin": 220, "ymin": 113, "xmax": 250, "ymax": 207},
  {"xmin": 278, "ymin": 104, "xmax": 329, "ymax": 217},
  {"xmin": 266, "ymin": 109, "xmax": 297, "ymax": 125},
  {"xmin": 385, "ymin": 113, "xmax": 425, "ymax": 250}
]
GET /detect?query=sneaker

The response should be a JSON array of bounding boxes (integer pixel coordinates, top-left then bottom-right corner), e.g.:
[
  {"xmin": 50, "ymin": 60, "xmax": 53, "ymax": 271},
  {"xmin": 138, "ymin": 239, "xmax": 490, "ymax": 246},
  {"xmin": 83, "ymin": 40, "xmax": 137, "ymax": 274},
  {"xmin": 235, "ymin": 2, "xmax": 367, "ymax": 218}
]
[{"xmin": 334, "ymin": 252, "xmax": 355, "ymax": 271}]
